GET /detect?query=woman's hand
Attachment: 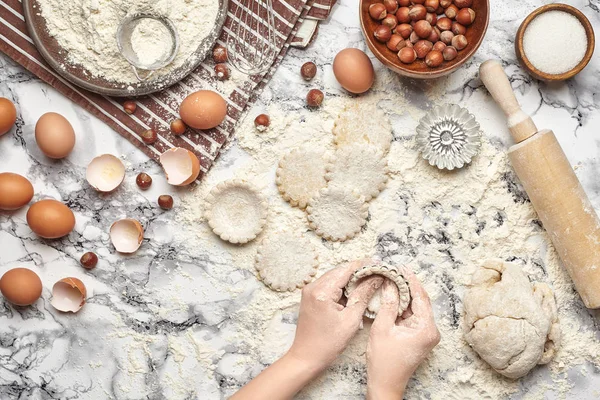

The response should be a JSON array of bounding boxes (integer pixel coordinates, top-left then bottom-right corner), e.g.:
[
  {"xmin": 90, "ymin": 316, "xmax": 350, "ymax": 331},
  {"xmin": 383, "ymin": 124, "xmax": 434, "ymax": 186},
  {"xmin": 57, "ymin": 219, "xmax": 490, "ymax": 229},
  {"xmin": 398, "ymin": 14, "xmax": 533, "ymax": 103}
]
[
  {"xmin": 287, "ymin": 259, "xmax": 384, "ymax": 373},
  {"xmin": 366, "ymin": 269, "xmax": 440, "ymax": 400}
]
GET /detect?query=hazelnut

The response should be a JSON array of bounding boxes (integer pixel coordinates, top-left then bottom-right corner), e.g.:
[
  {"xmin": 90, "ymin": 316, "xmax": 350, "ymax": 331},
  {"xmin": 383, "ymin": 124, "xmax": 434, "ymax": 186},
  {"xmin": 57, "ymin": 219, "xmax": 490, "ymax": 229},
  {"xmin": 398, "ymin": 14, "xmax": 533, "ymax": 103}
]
[
  {"xmin": 445, "ymin": 4, "xmax": 459, "ymax": 19},
  {"xmin": 214, "ymin": 63, "xmax": 229, "ymax": 80},
  {"xmin": 433, "ymin": 41, "xmax": 447, "ymax": 52},
  {"xmin": 374, "ymin": 24, "xmax": 392, "ymax": 42},
  {"xmin": 440, "ymin": 30, "xmax": 454, "ymax": 45},
  {"xmin": 425, "ymin": 50, "xmax": 444, "ymax": 67},
  {"xmin": 136, "ymin": 172, "xmax": 152, "ymax": 190},
  {"xmin": 424, "ymin": 0, "xmax": 439, "ymax": 12},
  {"xmin": 254, "ymin": 114, "xmax": 270, "ymax": 130},
  {"xmin": 443, "ymin": 45, "xmax": 458, "ymax": 61},
  {"xmin": 80, "ymin": 252, "xmax": 98, "ymax": 269},
  {"xmin": 383, "ymin": 0, "xmax": 399, "ymax": 13},
  {"xmin": 123, "ymin": 100, "xmax": 136, "ymax": 114},
  {"xmin": 213, "ymin": 45, "xmax": 228, "ymax": 63},
  {"xmin": 170, "ymin": 118, "xmax": 186, "ymax": 135},
  {"xmin": 396, "ymin": 23, "xmax": 413, "ymax": 39},
  {"xmin": 414, "ymin": 40, "xmax": 433, "ymax": 59},
  {"xmin": 387, "ymin": 34, "xmax": 405, "ymax": 51},
  {"xmin": 456, "ymin": 8, "xmax": 475, "ymax": 25},
  {"xmin": 414, "ymin": 20, "xmax": 432, "ymax": 38},
  {"xmin": 453, "ymin": 0, "xmax": 472, "ymax": 8},
  {"xmin": 140, "ymin": 129, "xmax": 157, "ymax": 145},
  {"xmin": 411, "ymin": 0, "xmax": 425, "ymax": 3},
  {"xmin": 369, "ymin": 3, "xmax": 387, "ymax": 20},
  {"xmin": 425, "ymin": 12, "xmax": 437, "ymax": 26},
  {"xmin": 396, "ymin": 7, "xmax": 411, "ymax": 23},
  {"xmin": 436, "ymin": 17, "xmax": 452, "ymax": 31},
  {"xmin": 408, "ymin": 5, "xmax": 427, "ymax": 21},
  {"xmin": 452, "ymin": 34, "xmax": 468, "ymax": 50},
  {"xmin": 399, "ymin": 0, "xmax": 410, "ymax": 5},
  {"xmin": 440, "ymin": 0, "xmax": 452, "ymax": 7},
  {"xmin": 451, "ymin": 21, "xmax": 466, "ymax": 35},
  {"xmin": 382, "ymin": 14, "xmax": 398, "ymax": 30},
  {"xmin": 306, "ymin": 89, "xmax": 324, "ymax": 107},
  {"xmin": 427, "ymin": 27, "xmax": 440, "ymax": 42},
  {"xmin": 409, "ymin": 30, "xmax": 420, "ymax": 44},
  {"xmin": 158, "ymin": 195, "xmax": 174, "ymax": 210},
  {"xmin": 301, "ymin": 62, "xmax": 317, "ymax": 80}
]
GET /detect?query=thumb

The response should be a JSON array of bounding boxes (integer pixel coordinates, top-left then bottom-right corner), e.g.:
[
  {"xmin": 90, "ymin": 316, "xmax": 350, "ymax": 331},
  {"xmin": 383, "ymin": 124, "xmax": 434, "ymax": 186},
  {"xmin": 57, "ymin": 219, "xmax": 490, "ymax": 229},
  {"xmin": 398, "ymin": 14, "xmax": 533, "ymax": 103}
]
[
  {"xmin": 372, "ymin": 279, "xmax": 400, "ymax": 330},
  {"xmin": 344, "ymin": 276, "xmax": 384, "ymax": 320}
]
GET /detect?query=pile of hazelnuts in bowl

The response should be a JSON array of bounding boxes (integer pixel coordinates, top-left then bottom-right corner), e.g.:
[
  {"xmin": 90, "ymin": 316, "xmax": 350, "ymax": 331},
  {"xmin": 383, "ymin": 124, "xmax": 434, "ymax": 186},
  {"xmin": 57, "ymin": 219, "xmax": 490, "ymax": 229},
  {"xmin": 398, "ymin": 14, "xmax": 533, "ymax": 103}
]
[{"xmin": 368, "ymin": 0, "xmax": 476, "ymax": 67}]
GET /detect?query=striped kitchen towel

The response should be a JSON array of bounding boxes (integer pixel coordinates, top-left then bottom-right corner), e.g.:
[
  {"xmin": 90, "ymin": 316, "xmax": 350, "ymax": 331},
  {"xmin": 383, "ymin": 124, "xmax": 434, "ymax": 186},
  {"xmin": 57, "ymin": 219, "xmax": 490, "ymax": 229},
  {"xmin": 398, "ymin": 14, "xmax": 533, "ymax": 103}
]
[{"xmin": 0, "ymin": 0, "xmax": 324, "ymax": 178}]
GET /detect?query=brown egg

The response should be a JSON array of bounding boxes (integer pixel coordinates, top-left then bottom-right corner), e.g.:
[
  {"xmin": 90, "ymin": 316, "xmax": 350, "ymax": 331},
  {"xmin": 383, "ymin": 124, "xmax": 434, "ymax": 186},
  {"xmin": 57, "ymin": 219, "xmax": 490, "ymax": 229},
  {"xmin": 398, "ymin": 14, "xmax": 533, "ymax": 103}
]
[
  {"xmin": 26, "ymin": 199, "xmax": 75, "ymax": 239},
  {"xmin": 35, "ymin": 112, "xmax": 76, "ymax": 159},
  {"xmin": 179, "ymin": 90, "xmax": 227, "ymax": 130},
  {"xmin": 0, "ymin": 268, "xmax": 43, "ymax": 306},
  {"xmin": 332, "ymin": 48, "xmax": 375, "ymax": 94},
  {"xmin": 0, "ymin": 172, "xmax": 34, "ymax": 210},
  {"xmin": 0, "ymin": 97, "xmax": 17, "ymax": 136}
]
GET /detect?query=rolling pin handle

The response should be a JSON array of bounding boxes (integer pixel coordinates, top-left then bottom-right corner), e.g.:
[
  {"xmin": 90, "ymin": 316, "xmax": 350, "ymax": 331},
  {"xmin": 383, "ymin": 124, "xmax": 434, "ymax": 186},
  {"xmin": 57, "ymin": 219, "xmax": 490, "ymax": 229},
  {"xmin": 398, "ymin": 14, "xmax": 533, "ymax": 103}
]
[{"xmin": 479, "ymin": 60, "xmax": 538, "ymax": 143}]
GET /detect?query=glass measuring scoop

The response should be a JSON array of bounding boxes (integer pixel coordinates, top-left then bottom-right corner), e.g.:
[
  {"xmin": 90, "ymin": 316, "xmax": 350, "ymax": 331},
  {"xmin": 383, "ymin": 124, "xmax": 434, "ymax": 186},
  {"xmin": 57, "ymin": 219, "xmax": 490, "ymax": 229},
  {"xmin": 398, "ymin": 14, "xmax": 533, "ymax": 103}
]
[{"xmin": 116, "ymin": 14, "xmax": 179, "ymax": 81}]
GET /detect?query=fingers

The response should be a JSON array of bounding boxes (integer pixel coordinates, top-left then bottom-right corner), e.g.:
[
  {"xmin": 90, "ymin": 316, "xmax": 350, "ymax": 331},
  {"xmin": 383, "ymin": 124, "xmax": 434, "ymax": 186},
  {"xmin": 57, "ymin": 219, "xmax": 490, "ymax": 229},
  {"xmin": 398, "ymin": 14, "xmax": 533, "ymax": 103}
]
[
  {"xmin": 402, "ymin": 268, "xmax": 434, "ymax": 322},
  {"xmin": 372, "ymin": 279, "xmax": 400, "ymax": 330},
  {"xmin": 311, "ymin": 259, "xmax": 375, "ymax": 300},
  {"xmin": 343, "ymin": 276, "xmax": 384, "ymax": 320}
]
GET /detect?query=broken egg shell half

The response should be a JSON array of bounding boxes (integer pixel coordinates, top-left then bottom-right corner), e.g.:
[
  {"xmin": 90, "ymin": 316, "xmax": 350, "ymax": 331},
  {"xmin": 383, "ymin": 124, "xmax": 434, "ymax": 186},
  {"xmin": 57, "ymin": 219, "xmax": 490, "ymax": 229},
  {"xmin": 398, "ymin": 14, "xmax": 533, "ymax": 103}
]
[
  {"xmin": 159, "ymin": 148, "xmax": 201, "ymax": 186},
  {"xmin": 51, "ymin": 277, "xmax": 86, "ymax": 313},
  {"xmin": 86, "ymin": 154, "xmax": 126, "ymax": 192},
  {"xmin": 110, "ymin": 218, "xmax": 144, "ymax": 253}
]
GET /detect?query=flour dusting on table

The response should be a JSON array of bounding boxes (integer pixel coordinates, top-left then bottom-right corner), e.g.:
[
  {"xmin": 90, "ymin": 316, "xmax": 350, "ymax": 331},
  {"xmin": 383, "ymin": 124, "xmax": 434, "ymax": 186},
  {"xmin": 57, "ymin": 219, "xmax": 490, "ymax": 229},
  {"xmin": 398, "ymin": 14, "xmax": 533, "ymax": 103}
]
[{"xmin": 173, "ymin": 91, "xmax": 600, "ymax": 398}]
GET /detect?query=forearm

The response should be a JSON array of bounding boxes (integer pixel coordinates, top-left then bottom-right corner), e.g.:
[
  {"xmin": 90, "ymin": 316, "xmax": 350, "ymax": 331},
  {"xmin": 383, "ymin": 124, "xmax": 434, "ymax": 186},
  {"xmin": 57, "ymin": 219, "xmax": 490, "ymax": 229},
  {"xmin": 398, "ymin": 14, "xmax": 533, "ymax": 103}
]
[
  {"xmin": 366, "ymin": 374, "xmax": 409, "ymax": 400},
  {"xmin": 231, "ymin": 352, "xmax": 324, "ymax": 400}
]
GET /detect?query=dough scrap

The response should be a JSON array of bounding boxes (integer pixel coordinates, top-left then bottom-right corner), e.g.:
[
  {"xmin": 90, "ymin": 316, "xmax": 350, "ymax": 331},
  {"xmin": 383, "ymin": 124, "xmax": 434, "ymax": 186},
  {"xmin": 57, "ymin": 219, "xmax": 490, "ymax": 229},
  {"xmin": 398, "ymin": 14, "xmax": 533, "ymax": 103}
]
[
  {"xmin": 345, "ymin": 264, "xmax": 411, "ymax": 318},
  {"xmin": 333, "ymin": 103, "xmax": 393, "ymax": 153},
  {"xmin": 205, "ymin": 179, "xmax": 268, "ymax": 244},
  {"xmin": 306, "ymin": 187, "xmax": 368, "ymax": 242},
  {"xmin": 463, "ymin": 260, "xmax": 561, "ymax": 379},
  {"xmin": 276, "ymin": 147, "xmax": 328, "ymax": 209},
  {"xmin": 255, "ymin": 231, "xmax": 318, "ymax": 291},
  {"xmin": 325, "ymin": 145, "xmax": 388, "ymax": 202}
]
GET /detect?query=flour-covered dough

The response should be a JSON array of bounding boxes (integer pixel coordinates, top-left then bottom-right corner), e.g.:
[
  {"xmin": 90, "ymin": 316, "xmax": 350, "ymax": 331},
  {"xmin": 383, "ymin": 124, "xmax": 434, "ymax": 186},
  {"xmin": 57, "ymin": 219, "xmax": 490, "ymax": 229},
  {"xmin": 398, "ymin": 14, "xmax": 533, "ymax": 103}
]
[
  {"xmin": 276, "ymin": 147, "xmax": 328, "ymax": 209},
  {"xmin": 205, "ymin": 180, "xmax": 268, "ymax": 244},
  {"xmin": 463, "ymin": 260, "xmax": 560, "ymax": 379},
  {"xmin": 325, "ymin": 145, "xmax": 388, "ymax": 202},
  {"xmin": 306, "ymin": 187, "xmax": 368, "ymax": 242},
  {"xmin": 255, "ymin": 231, "xmax": 318, "ymax": 291},
  {"xmin": 333, "ymin": 103, "xmax": 393, "ymax": 153}
]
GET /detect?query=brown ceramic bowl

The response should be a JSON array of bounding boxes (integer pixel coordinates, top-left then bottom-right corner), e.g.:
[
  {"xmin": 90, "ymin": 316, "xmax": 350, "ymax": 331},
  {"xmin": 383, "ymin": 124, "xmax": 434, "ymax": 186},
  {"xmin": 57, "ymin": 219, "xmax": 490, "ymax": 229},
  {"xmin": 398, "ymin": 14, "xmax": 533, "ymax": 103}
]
[
  {"xmin": 515, "ymin": 4, "xmax": 595, "ymax": 81},
  {"xmin": 359, "ymin": 0, "xmax": 489, "ymax": 79}
]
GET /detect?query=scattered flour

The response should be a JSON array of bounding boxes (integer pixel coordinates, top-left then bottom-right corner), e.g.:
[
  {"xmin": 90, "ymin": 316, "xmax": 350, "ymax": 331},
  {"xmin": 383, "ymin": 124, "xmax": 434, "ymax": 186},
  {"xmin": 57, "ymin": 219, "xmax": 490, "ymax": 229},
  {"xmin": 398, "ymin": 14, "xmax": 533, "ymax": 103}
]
[
  {"xmin": 37, "ymin": 0, "xmax": 219, "ymax": 84},
  {"xmin": 172, "ymin": 88, "xmax": 600, "ymax": 398}
]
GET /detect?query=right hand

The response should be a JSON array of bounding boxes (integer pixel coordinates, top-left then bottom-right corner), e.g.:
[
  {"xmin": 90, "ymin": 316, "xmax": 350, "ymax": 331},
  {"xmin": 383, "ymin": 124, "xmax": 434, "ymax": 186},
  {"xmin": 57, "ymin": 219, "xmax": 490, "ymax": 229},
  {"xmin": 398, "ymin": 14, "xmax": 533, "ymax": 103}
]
[{"xmin": 366, "ymin": 269, "xmax": 440, "ymax": 399}]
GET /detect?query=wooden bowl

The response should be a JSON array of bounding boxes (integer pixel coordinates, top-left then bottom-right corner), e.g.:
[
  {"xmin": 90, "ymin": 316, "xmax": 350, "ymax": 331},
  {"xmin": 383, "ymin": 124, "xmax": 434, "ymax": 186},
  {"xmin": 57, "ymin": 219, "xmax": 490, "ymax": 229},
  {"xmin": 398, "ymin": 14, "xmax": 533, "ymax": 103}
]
[
  {"xmin": 515, "ymin": 4, "xmax": 594, "ymax": 81},
  {"xmin": 359, "ymin": 0, "xmax": 489, "ymax": 79}
]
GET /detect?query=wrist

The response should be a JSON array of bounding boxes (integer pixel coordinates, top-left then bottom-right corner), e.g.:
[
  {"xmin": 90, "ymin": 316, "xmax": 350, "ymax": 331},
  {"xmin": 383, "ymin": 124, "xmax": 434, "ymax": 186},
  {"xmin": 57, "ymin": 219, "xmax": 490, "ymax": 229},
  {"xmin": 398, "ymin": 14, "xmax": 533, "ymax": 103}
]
[
  {"xmin": 283, "ymin": 349, "xmax": 328, "ymax": 378},
  {"xmin": 366, "ymin": 376, "xmax": 408, "ymax": 400}
]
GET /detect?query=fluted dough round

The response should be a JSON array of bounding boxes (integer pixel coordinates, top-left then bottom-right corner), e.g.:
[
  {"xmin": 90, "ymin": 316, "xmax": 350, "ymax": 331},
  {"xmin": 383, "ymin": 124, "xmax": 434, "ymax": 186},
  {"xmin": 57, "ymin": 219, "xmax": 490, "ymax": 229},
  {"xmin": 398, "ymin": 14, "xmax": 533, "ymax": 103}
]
[{"xmin": 463, "ymin": 260, "xmax": 561, "ymax": 379}]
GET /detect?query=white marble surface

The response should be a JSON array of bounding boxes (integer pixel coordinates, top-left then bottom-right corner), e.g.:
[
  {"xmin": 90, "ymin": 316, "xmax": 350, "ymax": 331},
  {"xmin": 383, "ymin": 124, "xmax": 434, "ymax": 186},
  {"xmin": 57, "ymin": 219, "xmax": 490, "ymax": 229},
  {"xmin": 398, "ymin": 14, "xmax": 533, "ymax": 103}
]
[{"xmin": 1, "ymin": 0, "xmax": 600, "ymax": 399}]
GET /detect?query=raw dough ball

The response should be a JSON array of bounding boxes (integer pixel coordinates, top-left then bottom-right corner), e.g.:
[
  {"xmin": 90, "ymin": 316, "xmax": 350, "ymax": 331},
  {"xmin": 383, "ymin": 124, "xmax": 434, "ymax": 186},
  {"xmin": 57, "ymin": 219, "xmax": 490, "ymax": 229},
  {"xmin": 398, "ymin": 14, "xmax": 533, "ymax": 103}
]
[{"xmin": 463, "ymin": 260, "xmax": 560, "ymax": 379}]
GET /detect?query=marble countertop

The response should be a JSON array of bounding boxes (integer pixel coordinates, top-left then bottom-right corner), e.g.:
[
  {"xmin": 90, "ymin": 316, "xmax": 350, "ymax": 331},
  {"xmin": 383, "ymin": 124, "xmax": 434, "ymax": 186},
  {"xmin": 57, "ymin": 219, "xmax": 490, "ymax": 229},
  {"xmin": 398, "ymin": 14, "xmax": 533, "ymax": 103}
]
[{"xmin": 1, "ymin": 0, "xmax": 600, "ymax": 399}]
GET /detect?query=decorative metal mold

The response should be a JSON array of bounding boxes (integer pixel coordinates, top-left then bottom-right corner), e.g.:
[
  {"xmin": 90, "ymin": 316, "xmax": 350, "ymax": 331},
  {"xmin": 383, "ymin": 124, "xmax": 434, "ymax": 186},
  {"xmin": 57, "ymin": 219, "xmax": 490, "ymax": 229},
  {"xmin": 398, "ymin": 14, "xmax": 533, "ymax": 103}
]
[{"xmin": 416, "ymin": 104, "xmax": 481, "ymax": 170}]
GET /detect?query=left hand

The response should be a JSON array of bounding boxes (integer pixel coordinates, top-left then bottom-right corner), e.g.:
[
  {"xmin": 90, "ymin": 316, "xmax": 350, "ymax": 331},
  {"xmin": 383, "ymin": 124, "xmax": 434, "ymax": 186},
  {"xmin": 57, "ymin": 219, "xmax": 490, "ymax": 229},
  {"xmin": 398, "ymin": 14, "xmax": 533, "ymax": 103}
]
[{"xmin": 287, "ymin": 259, "xmax": 383, "ymax": 372}]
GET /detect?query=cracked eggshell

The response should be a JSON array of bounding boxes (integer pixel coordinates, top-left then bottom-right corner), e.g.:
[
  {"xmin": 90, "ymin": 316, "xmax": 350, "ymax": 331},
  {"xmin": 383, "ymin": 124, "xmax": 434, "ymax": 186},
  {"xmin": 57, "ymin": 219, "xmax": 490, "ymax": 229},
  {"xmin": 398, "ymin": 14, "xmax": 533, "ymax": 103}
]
[
  {"xmin": 86, "ymin": 154, "xmax": 126, "ymax": 192},
  {"xmin": 51, "ymin": 277, "xmax": 86, "ymax": 313},
  {"xmin": 110, "ymin": 218, "xmax": 144, "ymax": 253},
  {"xmin": 160, "ymin": 148, "xmax": 200, "ymax": 186}
]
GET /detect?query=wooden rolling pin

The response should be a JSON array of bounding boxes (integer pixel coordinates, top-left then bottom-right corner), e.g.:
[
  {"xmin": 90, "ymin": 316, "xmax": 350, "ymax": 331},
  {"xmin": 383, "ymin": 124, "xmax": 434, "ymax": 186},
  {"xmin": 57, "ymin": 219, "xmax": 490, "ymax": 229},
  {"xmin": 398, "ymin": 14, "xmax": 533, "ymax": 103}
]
[{"xmin": 479, "ymin": 60, "xmax": 600, "ymax": 309}]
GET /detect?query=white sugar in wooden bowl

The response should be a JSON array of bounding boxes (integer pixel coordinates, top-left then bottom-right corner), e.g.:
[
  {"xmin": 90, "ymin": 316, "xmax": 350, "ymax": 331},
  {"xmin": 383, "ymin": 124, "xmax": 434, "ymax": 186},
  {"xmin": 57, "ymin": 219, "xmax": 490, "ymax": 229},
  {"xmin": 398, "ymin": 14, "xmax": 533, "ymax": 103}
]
[{"xmin": 515, "ymin": 4, "xmax": 595, "ymax": 81}]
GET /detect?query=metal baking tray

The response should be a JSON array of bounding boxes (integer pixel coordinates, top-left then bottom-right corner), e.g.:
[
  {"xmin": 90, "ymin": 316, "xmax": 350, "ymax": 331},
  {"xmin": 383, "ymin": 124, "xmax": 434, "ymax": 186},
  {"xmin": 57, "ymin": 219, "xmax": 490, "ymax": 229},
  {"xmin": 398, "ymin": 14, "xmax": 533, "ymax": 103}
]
[{"xmin": 22, "ymin": 0, "xmax": 228, "ymax": 97}]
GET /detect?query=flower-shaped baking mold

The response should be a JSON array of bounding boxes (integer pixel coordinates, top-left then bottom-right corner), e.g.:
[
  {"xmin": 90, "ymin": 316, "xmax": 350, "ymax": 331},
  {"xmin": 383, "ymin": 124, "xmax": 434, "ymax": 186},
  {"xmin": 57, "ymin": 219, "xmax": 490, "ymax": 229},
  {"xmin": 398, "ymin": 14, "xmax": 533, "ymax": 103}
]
[
  {"xmin": 416, "ymin": 103, "xmax": 481, "ymax": 170},
  {"xmin": 345, "ymin": 264, "xmax": 411, "ymax": 319},
  {"xmin": 204, "ymin": 179, "xmax": 268, "ymax": 244}
]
